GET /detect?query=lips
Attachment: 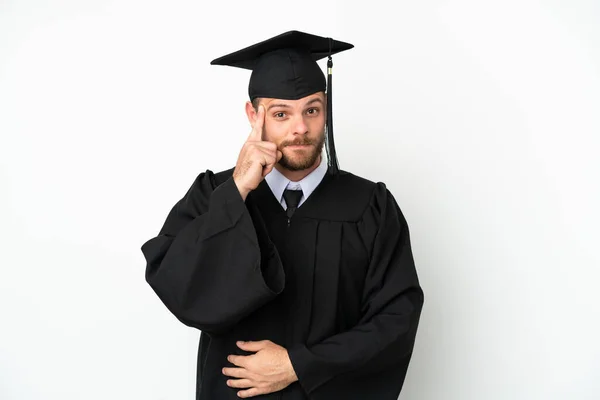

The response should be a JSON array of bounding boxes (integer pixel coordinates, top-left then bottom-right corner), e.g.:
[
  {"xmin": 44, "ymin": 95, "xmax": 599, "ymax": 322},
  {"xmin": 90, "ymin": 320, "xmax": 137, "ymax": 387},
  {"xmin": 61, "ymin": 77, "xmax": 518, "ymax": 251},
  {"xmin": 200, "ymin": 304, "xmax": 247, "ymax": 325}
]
[{"xmin": 285, "ymin": 141, "xmax": 314, "ymax": 147}]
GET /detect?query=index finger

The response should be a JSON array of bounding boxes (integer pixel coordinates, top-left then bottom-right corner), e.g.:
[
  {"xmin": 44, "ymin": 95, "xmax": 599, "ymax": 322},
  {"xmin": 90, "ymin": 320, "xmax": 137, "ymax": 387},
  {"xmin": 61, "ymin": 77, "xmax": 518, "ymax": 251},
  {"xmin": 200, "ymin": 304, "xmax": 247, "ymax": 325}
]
[
  {"xmin": 228, "ymin": 354, "xmax": 249, "ymax": 368},
  {"xmin": 250, "ymin": 105, "xmax": 265, "ymax": 141}
]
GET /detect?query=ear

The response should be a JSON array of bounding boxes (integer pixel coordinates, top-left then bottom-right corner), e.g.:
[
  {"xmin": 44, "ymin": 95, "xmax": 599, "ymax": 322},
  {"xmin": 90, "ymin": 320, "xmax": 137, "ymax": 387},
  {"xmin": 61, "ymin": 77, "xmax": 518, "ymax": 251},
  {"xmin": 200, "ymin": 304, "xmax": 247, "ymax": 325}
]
[{"xmin": 245, "ymin": 101, "xmax": 256, "ymax": 126}]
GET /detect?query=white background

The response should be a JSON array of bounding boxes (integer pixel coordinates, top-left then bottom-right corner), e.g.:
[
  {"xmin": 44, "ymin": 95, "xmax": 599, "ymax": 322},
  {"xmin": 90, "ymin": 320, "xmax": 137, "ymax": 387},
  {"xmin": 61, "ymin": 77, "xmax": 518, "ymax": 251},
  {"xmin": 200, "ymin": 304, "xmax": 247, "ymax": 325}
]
[{"xmin": 1, "ymin": 1, "xmax": 599, "ymax": 399}]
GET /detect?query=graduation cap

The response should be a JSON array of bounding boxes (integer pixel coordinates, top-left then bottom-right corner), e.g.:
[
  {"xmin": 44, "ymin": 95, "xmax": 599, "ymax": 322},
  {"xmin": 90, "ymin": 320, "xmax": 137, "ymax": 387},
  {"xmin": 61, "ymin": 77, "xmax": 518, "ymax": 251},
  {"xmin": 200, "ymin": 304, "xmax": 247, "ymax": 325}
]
[{"xmin": 211, "ymin": 30, "xmax": 354, "ymax": 175}]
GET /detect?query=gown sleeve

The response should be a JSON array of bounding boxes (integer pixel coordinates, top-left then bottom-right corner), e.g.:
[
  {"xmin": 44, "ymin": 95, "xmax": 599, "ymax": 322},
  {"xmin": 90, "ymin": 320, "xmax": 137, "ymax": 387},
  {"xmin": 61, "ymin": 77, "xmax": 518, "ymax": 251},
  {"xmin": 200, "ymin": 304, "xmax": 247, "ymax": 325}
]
[
  {"xmin": 287, "ymin": 182, "xmax": 424, "ymax": 396},
  {"xmin": 141, "ymin": 171, "xmax": 285, "ymax": 336}
]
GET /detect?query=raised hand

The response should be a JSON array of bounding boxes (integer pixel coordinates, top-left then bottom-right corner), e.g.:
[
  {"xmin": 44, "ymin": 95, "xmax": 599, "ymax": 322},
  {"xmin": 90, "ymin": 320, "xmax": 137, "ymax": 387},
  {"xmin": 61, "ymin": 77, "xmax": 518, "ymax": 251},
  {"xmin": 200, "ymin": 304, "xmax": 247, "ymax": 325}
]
[{"xmin": 232, "ymin": 105, "xmax": 283, "ymax": 201}]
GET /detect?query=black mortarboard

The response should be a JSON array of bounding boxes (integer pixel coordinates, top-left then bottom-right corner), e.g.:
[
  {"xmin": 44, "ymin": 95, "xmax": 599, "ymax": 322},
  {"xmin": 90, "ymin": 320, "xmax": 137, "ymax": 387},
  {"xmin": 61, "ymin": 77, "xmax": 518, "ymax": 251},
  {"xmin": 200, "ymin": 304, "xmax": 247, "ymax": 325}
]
[{"xmin": 210, "ymin": 30, "xmax": 354, "ymax": 174}]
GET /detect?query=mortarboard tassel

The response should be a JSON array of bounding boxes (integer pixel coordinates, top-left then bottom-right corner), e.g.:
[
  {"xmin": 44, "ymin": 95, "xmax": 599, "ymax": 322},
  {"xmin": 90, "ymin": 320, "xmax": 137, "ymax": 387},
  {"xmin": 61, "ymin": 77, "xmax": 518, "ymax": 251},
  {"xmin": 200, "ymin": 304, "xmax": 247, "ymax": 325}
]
[{"xmin": 326, "ymin": 38, "xmax": 340, "ymax": 175}]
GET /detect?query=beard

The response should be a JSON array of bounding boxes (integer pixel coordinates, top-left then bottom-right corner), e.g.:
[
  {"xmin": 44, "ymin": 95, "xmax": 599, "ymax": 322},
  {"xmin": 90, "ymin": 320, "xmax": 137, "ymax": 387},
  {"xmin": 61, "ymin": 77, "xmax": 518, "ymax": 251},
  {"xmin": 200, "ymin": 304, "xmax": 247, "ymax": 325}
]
[{"xmin": 278, "ymin": 131, "xmax": 326, "ymax": 171}]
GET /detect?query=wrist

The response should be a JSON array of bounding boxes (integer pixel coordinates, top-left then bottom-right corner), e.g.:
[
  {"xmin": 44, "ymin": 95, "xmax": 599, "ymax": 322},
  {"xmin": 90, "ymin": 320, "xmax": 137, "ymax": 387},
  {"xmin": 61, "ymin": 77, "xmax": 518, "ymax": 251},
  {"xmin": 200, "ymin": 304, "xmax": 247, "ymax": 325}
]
[
  {"xmin": 285, "ymin": 350, "xmax": 299, "ymax": 383},
  {"xmin": 233, "ymin": 176, "xmax": 250, "ymax": 201}
]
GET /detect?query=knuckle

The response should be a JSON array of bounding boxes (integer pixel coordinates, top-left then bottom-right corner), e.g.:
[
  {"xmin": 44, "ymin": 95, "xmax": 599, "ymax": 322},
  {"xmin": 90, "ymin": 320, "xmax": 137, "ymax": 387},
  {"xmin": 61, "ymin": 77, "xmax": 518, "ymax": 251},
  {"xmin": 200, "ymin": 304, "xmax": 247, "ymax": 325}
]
[{"xmin": 250, "ymin": 372, "xmax": 261, "ymax": 381}]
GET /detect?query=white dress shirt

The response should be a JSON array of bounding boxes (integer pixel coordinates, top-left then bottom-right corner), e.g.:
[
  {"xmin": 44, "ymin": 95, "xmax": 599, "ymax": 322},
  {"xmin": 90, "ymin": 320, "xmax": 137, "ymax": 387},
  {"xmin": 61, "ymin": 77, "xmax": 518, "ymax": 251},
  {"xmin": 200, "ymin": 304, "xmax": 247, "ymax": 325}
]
[{"xmin": 264, "ymin": 155, "xmax": 328, "ymax": 210}]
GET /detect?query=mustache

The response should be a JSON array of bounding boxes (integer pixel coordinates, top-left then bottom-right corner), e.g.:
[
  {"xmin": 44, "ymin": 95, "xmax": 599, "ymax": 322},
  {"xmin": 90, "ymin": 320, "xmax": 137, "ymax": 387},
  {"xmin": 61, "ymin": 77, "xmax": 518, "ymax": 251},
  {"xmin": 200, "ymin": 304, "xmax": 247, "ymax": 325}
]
[{"xmin": 280, "ymin": 138, "xmax": 318, "ymax": 147}]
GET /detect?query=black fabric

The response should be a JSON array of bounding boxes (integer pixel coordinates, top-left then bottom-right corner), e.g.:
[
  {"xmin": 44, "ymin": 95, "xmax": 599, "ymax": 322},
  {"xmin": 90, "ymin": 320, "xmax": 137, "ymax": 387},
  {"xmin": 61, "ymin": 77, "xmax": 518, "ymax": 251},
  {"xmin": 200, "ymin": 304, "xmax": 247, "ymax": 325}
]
[
  {"xmin": 141, "ymin": 168, "xmax": 424, "ymax": 399},
  {"xmin": 210, "ymin": 30, "xmax": 353, "ymax": 102},
  {"xmin": 210, "ymin": 30, "xmax": 353, "ymax": 70},
  {"xmin": 210, "ymin": 30, "xmax": 352, "ymax": 100},
  {"xmin": 248, "ymin": 48, "xmax": 326, "ymax": 102},
  {"xmin": 283, "ymin": 189, "xmax": 303, "ymax": 220}
]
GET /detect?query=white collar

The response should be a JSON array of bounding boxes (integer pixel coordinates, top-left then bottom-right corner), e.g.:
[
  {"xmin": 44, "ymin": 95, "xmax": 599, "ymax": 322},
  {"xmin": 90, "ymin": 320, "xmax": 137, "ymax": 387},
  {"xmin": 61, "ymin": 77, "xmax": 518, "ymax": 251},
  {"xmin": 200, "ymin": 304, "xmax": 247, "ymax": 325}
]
[{"xmin": 264, "ymin": 155, "xmax": 327, "ymax": 208}]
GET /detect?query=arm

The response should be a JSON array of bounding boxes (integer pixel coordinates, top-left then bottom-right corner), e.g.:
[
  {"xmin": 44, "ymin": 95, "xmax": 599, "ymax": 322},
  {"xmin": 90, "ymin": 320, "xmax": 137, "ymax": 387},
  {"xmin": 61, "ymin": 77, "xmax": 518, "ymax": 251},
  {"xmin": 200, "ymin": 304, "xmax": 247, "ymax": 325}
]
[
  {"xmin": 141, "ymin": 172, "xmax": 284, "ymax": 336},
  {"xmin": 287, "ymin": 183, "xmax": 424, "ymax": 396}
]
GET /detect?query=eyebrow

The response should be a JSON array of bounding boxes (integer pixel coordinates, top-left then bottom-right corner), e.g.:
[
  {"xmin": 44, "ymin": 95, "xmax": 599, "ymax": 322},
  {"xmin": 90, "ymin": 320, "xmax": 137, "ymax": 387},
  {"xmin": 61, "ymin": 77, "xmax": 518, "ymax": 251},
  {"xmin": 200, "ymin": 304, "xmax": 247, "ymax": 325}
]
[
  {"xmin": 267, "ymin": 103, "xmax": 292, "ymax": 111},
  {"xmin": 304, "ymin": 98, "xmax": 323, "ymax": 107},
  {"xmin": 267, "ymin": 98, "xmax": 324, "ymax": 111}
]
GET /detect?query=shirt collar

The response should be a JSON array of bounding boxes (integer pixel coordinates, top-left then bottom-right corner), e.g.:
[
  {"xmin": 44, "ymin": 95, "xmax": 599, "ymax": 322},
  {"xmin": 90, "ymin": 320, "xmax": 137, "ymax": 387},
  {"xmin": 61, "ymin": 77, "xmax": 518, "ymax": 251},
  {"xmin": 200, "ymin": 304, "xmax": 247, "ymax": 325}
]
[{"xmin": 265, "ymin": 155, "xmax": 328, "ymax": 206}]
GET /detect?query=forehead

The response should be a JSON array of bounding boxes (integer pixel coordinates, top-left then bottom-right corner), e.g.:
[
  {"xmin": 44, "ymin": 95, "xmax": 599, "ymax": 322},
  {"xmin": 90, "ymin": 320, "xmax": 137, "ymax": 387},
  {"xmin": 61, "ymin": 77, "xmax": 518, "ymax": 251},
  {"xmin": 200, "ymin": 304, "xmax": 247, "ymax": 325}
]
[{"xmin": 260, "ymin": 92, "xmax": 325, "ymax": 108}]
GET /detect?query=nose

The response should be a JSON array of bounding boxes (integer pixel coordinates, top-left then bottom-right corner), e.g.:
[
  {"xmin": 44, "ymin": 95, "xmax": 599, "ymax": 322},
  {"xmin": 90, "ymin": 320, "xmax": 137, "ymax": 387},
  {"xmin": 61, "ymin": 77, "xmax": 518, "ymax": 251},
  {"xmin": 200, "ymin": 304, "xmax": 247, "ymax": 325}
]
[{"xmin": 292, "ymin": 115, "xmax": 309, "ymax": 135}]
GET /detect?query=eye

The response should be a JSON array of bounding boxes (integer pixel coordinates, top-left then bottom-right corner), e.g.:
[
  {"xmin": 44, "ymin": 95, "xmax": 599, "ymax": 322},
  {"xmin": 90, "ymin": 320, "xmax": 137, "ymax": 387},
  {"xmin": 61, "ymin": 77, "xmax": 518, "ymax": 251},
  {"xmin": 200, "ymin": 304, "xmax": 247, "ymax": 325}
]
[
  {"xmin": 274, "ymin": 112, "xmax": 286, "ymax": 119},
  {"xmin": 306, "ymin": 108, "xmax": 320, "ymax": 115}
]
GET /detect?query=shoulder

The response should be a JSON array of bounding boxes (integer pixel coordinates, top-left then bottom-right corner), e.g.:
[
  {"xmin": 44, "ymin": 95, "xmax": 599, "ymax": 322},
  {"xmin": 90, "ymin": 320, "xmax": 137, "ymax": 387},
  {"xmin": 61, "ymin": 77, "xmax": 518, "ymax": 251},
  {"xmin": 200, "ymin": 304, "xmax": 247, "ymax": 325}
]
[
  {"xmin": 315, "ymin": 170, "xmax": 392, "ymax": 221},
  {"xmin": 330, "ymin": 169, "xmax": 391, "ymax": 201},
  {"xmin": 334, "ymin": 170, "xmax": 409, "ymax": 236},
  {"xmin": 188, "ymin": 167, "xmax": 235, "ymax": 190},
  {"xmin": 332, "ymin": 169, "xmax": 381, "ymax": 188},
  {"xmin": 212, "ymin": 167, "xmax": 236, "ymax": 186},
  {"xmin": 178, "ymin": 167, "xmax": 235, "ymax": 210}
]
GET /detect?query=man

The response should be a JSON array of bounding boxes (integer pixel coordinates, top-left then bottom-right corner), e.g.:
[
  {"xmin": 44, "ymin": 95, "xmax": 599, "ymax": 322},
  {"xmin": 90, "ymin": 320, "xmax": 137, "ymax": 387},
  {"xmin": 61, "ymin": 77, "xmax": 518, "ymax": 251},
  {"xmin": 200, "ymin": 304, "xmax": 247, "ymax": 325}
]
[{"xmin": 141, "ymin": 31, "xmax": 424, "ymax": 399}]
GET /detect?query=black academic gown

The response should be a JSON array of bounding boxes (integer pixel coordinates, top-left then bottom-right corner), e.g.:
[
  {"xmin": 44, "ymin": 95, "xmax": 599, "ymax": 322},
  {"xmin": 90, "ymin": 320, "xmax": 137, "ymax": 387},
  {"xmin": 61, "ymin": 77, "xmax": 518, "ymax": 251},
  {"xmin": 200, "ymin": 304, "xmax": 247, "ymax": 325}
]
[{"xmin": 141, "ymin": 167, "xmax": 424, "ymax": 400}]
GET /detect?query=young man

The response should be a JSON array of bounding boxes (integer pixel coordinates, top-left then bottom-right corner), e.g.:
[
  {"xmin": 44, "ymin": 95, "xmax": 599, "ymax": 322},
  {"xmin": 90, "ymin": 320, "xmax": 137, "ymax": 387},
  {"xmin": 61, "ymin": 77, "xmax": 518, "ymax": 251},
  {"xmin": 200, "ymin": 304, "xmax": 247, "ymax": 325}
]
[{"xmin": 141, "ymin": 31, "xmax": 424, "ymax": 400}]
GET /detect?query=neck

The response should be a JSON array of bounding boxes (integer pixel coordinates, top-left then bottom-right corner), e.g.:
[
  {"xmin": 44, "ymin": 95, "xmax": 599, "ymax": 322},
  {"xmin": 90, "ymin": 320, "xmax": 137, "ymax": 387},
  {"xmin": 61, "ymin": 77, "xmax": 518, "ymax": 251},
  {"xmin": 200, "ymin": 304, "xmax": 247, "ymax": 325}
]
[{"xmin": 275, "ymin": 154, "xmax": 322, "ymax": 182}]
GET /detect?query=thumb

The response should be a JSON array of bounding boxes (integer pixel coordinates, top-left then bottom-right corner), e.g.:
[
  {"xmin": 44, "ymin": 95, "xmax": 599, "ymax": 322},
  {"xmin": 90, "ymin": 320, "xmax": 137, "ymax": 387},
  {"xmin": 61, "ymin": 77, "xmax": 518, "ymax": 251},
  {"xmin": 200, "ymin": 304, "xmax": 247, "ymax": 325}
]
[
  {"xmin": 237, "ymin": 340, "xmax": 270, "ymax": 352},
  {"xmin": 263, "ymin": 164, "xmax": 274, "ymax": 177}
]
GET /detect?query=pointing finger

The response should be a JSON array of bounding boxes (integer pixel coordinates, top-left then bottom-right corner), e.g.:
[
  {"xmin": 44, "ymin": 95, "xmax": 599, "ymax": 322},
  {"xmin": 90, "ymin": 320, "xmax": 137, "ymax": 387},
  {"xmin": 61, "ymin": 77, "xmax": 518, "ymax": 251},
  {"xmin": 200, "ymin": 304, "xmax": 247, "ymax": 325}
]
[{"xmin": 250, "ymin": 105, "xmax": 265, "ymax": 141}]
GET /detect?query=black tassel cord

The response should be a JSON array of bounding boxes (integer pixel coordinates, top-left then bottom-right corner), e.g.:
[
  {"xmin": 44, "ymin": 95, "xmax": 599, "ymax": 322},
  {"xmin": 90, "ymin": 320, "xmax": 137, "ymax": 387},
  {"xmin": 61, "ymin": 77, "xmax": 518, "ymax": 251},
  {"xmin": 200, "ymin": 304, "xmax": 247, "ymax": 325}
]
[{"xmin": 326, "ymin": 38, "xmax": 339, "ymax": 175}]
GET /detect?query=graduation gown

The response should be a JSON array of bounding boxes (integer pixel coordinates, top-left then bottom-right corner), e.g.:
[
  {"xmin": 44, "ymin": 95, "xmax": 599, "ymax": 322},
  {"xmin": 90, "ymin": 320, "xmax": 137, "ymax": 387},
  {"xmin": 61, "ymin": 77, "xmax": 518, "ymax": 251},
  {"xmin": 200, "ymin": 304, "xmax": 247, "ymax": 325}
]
[{"xmin": 141, "ymin": 167, "xmax": 424, "ymax": 399}]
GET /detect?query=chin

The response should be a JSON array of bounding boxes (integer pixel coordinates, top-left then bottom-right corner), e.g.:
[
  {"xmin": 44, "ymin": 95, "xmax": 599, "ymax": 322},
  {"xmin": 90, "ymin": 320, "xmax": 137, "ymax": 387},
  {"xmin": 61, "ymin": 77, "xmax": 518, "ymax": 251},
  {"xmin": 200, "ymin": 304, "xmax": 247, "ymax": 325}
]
[{"xmin": 280, "ymin": 150, "xmax": 320, "ymax": 171}]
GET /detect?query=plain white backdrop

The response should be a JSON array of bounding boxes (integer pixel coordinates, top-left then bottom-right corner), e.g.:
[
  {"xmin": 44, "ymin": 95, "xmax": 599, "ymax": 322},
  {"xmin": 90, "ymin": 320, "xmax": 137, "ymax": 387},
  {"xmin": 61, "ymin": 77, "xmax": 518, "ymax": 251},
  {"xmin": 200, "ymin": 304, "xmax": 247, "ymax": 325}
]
[{"xmin": 1, "ymin": 0, "xmax": 599, "ymax": 399}]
